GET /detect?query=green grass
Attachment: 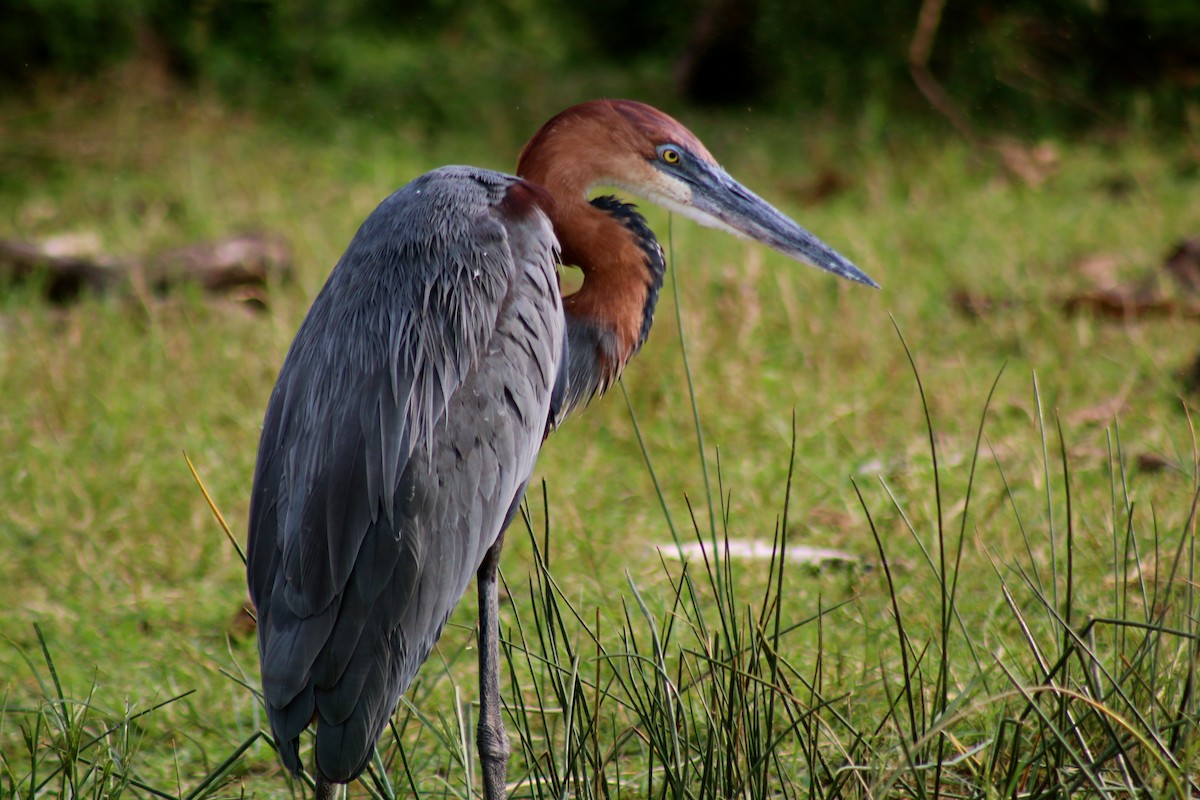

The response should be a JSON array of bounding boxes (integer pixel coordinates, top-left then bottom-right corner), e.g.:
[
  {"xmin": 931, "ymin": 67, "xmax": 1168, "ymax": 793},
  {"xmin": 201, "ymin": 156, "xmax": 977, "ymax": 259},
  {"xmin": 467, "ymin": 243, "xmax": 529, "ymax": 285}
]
[{"xmin": 1, "ymin": 79, "xmax": 1198, "ymax": 797}]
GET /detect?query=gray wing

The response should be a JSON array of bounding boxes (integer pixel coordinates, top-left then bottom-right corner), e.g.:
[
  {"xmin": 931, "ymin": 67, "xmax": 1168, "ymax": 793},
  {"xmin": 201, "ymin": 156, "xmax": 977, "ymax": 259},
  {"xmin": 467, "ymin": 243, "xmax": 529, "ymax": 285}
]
[{"xmin": 246, "ymin": 166, "xmax": 563, "ymax": 781}]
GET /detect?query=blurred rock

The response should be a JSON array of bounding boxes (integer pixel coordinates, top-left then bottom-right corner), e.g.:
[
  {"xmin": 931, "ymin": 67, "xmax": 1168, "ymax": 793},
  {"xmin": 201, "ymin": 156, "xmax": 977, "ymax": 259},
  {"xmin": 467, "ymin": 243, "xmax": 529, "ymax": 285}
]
[
  {"xmin": 1135, "ymin": 452, "xmax": 1174, "ymax": 473},
  {"xmin": 950, "ymin": 288, "xmax": 1020, "ymax": 319},
  {"xmin": 147, "ymin": 232, "xmax": 292, "ymax": 295},
  {"xmin": 1164, "ymin": 237, "xmax": 1200, "ymax": 294},
  {"xmin": 1066, "ymin": 392, "xmax": 1128, "ymax": 425},
  {"xmin": 995, "ymin": 139, "xmax": 1060, "ymax": 189},
  {"xmin": 0, "ymin": 231, "xmax": 292, "ymax": 308},
  {"xmin": 1063, "ymin": 236, "xmax": 1200, "ymax": 320},
  {"xmin": 655, "ymin": 539, "xmax": 859, "ymax": 571},
  {"xmin": 0, "ymin": 236, "xmax": 124, "ymax": 301}
]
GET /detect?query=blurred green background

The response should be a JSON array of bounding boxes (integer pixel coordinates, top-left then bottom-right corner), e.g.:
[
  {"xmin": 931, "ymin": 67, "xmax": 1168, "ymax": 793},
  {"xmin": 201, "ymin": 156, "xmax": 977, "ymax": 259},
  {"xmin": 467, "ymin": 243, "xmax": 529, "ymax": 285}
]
[
  {"xmin": 6, "ymin": 0, "xmax": 1198, "ymax": 132},
  {"xmin": 2, "ymin": 2, "xmax": 1200, "ymax": 796}
]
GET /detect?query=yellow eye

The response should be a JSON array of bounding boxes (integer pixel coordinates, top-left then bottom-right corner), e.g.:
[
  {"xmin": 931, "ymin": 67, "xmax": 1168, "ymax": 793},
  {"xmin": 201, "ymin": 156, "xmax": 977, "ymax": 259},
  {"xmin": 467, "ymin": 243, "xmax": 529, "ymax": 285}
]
[{"xmin": 660, "ymin": 147, "xmax": 681, "ymax": 164}]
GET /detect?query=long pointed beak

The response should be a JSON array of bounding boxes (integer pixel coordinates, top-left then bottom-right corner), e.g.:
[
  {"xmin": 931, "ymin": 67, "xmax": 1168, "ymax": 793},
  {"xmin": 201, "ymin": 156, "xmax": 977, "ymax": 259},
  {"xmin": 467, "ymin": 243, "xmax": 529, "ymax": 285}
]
[{"xmin": 685, "ymin": 163, "xmax": 878, "ymax": 288}]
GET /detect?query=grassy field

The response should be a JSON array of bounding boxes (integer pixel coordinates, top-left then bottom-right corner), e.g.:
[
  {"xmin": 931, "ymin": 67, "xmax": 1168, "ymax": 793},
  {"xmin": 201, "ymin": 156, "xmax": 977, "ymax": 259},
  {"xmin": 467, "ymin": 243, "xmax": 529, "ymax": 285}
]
[{"xmin": 1, "ymin": 79, "xmax": 1198, "ymax": 798}]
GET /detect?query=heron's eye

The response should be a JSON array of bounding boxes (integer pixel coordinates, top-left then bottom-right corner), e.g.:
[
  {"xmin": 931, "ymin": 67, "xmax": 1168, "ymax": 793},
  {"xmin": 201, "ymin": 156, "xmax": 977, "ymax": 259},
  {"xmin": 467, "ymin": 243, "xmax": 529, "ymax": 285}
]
[{"xmin": 658, "ymin": 146, "xmax": 682, "ymax": 165}]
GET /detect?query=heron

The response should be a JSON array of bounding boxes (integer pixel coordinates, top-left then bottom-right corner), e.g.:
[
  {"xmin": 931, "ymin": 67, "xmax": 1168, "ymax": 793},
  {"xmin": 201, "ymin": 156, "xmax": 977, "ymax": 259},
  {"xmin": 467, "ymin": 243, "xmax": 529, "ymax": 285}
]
[{"xmin": 246, "ymin": 99, "xmax": 876, "ymax": 799}]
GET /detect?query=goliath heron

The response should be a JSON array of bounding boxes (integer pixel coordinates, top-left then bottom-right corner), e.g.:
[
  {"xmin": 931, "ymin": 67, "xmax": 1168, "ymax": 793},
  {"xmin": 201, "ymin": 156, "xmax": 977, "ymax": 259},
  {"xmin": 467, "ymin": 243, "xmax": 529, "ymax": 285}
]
[{"xmin": 246, "ymin": 99, "xmax": 876, "ymax": 799}]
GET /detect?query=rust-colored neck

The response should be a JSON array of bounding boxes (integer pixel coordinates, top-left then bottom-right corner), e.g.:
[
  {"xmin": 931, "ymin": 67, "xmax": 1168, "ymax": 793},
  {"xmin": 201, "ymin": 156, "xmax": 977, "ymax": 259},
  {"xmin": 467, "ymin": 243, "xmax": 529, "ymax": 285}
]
[
  {"xmin": 518, "ymin": 119, "xmax": 658, "ymax": 376},
  {"xmin": 556, "ymin": 200, "xmax": 654, "ymax": 363},
  {"xmin": 514, "ymin": 101, "xmax": 685, "ymax": 411}
]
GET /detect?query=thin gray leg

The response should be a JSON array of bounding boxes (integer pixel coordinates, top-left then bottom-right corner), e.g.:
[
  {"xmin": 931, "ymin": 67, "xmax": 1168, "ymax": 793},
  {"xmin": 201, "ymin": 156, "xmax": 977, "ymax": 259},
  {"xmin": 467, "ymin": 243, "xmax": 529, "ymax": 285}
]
[{"xmin": 476, "ymin": 531, "xmax": 510, "ymax": 800}]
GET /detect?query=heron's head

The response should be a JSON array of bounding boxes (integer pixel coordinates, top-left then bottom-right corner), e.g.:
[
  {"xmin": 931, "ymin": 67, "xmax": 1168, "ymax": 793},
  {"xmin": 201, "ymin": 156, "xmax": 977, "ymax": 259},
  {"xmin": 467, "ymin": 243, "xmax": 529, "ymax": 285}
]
[{"xmin": 517, "ymin": 99, "xmax": 877, "ymax": 288}]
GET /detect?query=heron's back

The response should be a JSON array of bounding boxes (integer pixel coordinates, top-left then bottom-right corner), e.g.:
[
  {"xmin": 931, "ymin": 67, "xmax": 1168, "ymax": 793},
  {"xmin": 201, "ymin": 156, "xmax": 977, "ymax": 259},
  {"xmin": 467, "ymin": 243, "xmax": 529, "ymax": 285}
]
[{"xmin": 246, "ymin": 166, "xmax": 563, "ymax": 781}]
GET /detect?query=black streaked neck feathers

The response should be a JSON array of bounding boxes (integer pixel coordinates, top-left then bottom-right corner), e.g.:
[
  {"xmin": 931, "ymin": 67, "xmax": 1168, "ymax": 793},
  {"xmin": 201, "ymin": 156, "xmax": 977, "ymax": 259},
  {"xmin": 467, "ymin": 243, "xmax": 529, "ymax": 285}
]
[{"xmin": 552, "ymin": 197, "xmax": 666, "ymax": 415}]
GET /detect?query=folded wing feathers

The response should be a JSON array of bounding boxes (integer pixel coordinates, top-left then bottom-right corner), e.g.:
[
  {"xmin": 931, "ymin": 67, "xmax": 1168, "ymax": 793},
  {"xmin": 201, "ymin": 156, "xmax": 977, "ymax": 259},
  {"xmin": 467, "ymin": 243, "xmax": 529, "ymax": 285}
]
[{"xmin": 247, "ymin": 166, "xmax": 563, "ymax": 781}]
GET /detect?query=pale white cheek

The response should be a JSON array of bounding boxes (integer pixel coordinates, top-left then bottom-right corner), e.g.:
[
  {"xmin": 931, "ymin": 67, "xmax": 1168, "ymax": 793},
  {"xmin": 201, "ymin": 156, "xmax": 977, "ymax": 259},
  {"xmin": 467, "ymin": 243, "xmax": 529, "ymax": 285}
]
[
  {"xmin": 652, "ymin": 196, "xmax": 744, "ymax": 237},
  {"xmin": 602, "ymin": 174, "xmax": 752, "ymax": 241},
  {"xmin": 644, "ymin": 191, "xmax": 751, "ymax": 240}
]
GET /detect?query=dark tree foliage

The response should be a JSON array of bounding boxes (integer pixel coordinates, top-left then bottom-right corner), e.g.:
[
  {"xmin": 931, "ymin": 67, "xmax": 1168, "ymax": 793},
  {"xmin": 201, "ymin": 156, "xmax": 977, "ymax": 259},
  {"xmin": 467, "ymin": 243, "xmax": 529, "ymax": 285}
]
[
  {"xmin": 3, "ymin": 0, "xmax": 144, "ymax": 75},
  {"xmin": 3, "ymin": 0, "xmax": 1197, "ymax": 128}
]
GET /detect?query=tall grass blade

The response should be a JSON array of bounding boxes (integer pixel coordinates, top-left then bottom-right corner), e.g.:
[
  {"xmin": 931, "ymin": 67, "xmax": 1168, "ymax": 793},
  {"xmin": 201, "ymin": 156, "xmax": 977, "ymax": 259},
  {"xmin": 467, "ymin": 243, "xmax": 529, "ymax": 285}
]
[{"xmin": 185, "ymin": 450, "xmax": 246, "ymax": 565}]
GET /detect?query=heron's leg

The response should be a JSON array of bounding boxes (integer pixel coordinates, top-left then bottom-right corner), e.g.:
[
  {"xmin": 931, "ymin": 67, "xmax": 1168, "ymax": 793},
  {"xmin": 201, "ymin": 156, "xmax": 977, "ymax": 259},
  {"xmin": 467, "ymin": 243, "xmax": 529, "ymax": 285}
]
[{"xmin": 476, "ymin": 529, "xmax": 509, "ymax": 800}]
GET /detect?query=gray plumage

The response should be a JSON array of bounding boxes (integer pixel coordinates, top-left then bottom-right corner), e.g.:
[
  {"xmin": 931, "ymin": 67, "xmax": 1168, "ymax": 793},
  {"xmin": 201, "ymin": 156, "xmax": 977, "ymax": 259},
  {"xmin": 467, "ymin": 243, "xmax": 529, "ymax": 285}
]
[
  {"xmin": 247, "ymin": 99, "xmax": 876, "ymax": 798},
  {"xmin": 247, "ymin": 166, "xmax": 563, "ymax": 783}
]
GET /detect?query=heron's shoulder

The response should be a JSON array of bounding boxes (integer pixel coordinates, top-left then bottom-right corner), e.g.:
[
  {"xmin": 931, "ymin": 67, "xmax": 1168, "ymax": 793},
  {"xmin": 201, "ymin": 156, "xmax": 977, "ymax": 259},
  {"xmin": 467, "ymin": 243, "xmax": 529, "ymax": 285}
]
[
  {"xmin": 397, "ymin": 166, "xmax": 526, "ymax": 211},
  {"xmin": 358, "ymin": 166, "xmax": 548, "ymax": 243}
]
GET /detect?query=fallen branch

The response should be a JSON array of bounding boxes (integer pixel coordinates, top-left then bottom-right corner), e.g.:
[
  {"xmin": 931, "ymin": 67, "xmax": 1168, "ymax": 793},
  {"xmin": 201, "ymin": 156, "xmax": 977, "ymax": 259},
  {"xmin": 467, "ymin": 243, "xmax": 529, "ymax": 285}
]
[
  {"xmin": 0, "ymin": 238, "xmax": 124, "ymax": 301},
  {"xmin": 0, "ymin": 231, "xmax": 292, "ymax": 306}
]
